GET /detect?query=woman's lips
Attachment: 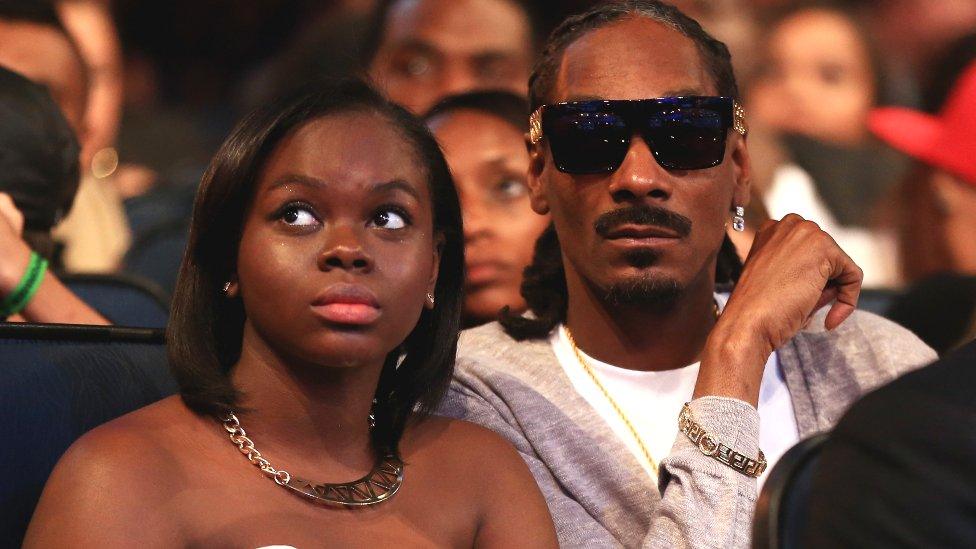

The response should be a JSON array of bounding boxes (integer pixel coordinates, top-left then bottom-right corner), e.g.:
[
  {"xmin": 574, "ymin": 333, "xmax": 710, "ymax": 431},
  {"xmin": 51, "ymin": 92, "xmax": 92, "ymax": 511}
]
[
  {"xmin": 311, "ymin": 284, "xmax": 381, "ymax": 325},
  {"xmin": 311, "ymin": 303, "xmax": 381, "ymax": 325}
]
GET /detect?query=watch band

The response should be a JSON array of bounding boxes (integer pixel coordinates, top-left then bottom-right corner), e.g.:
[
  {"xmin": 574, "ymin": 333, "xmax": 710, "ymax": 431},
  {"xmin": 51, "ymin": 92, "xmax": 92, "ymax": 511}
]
[{"xmin": 678, "ymin": 403, "xmax": 767, "ymax": 478}]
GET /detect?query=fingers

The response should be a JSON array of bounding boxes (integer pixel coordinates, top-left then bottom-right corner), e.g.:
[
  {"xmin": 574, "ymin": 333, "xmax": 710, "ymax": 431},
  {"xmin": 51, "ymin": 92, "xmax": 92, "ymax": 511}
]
[
  {"xmin": 0, "ymin": 193, "xmax": 25, "ymax": 236},
  {"xmin": 823, "ymin": 242, "xmax": 863, "ymax": 331},
  {"xmin": 751, "ymin": 213, "xmax": 863, "ymax": 332}
]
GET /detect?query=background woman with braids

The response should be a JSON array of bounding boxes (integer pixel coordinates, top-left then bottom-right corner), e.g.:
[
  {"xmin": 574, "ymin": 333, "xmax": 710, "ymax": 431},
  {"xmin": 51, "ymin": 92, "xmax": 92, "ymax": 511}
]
[{"xmin": 25, "ymin": 80, "xmax": 557, "ymax": 547}]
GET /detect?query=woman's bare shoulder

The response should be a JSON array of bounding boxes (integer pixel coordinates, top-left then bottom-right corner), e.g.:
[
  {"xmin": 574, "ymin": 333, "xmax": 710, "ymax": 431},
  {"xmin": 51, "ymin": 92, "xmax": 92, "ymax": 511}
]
[
  {"xmin": 401, "ymin": 416, "xmax": 558, "ymax": 547},
  {"xmin": 69, "ymin": 396, "xmax": 207, "ymax": 462},
  {"xmin": 23, "ymin": 396, "xmax": 205, "ymax": 547}
]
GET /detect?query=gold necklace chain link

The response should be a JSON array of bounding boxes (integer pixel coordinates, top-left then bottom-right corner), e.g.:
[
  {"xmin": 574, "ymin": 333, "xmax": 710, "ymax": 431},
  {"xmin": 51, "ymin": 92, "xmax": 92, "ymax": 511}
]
[
  {"xmin": 222, "ymin": 412, "xmax": 293, "ymax": 485},
  {"xmin": 220, "ymin": 411, "xmax": 404, "ymax": 507},
  {"xmin": 564, "ymin": 327, "xmax": 660, "ymax": 479},
  {"xmin": 563, "ymin": 301, "xmax": 721, "ymax": 480}
]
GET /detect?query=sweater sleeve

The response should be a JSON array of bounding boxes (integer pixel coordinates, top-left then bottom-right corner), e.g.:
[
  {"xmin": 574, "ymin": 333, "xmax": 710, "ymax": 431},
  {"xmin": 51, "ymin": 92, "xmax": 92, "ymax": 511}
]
[
  {"xmin": 646, "ymin": 396, "xmax": 761, "ymax": 548},
  {"xmin": 440, "ymin": 378, "xmax": 763, "ymax": 548}
]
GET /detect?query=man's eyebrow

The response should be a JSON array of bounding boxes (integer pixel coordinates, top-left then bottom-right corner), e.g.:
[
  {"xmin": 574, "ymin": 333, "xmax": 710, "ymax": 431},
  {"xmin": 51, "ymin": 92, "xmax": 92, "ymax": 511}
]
[
  {"xmin": 662, "ymin": 88, "xmax": 708, "ymax": 97},
  {"xmin": 562, "ymin": 89, "xmax": 710, "ymax": 103},
  {"xmin": 563, "ymin": 94, "xmax": 606, "ymax": 102},
  {"xmin": 387, "ymin": 38, "xmax": 439, "ymax": 56},
  {"xmin": 473, "ymin": 50, "xmax": 522, "ymax": 63}
]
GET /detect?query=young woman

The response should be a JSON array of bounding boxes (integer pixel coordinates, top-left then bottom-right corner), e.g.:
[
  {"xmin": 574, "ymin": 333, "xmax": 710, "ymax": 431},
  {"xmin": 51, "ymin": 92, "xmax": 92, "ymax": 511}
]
[
  {"xmin": 425, "ymin": 91, "xmax": 550, "ymax": 327},
  {"xmin": 24, "ymin": 80, "xmax": 557, "ymax": 547}
]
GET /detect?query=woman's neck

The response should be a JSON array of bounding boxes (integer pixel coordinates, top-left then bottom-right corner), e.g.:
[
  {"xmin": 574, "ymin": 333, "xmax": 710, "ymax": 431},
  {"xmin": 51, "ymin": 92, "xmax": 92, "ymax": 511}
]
[{"xmin": 227, "ymin": 323, "xmax": 385, "ymax": 476}]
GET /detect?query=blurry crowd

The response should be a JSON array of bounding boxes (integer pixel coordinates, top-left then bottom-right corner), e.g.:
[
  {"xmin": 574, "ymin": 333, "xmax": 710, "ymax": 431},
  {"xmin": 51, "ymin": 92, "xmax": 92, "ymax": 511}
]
[{"xmin": 1, "ymin": 0, "xmax": 975, "ymax": 352}]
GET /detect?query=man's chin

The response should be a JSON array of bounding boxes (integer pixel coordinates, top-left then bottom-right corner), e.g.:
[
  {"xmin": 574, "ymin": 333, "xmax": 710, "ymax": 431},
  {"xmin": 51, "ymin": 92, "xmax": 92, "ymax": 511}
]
[{"xmin": 603, "ymin": 272, "xmax": 683, "ymax": 309}]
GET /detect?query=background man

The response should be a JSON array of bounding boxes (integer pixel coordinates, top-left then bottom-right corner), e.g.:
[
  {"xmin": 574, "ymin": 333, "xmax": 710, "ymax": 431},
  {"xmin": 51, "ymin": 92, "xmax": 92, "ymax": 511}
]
[
  {"xmin": 365, "ymin": 0, "xmax": 538, "ymax": 114},
  {"xmin": 439, "ymin": 2, "xmax": 935, "ymax": 546}
]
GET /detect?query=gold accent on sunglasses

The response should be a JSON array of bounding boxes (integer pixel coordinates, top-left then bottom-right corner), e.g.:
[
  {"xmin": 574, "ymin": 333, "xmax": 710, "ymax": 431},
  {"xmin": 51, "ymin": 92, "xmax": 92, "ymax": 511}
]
[
  {"xmin": 732, "ymin": 101, "xmax": 748, "ymax": 136},
  {"xmin": 529, "ymin": 105, "xmax": 544, "ymax": 145},
  {"xmin": 527, "ymin": 99, "xmax": 748, "ymax": 146}
]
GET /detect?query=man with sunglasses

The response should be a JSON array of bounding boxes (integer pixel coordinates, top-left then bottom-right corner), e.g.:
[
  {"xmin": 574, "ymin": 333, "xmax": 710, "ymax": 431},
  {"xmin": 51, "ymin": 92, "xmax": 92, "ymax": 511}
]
[{"xmin": 439, "ymin": 1, "xmax": 935, "ymax": 547}]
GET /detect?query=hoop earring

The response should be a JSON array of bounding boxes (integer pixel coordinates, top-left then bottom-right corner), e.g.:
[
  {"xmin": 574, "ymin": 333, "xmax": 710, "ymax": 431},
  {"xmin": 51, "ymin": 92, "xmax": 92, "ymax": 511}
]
[{"xmin": 732, "ymin": 206, "xmax": 745, "ymax": 232}]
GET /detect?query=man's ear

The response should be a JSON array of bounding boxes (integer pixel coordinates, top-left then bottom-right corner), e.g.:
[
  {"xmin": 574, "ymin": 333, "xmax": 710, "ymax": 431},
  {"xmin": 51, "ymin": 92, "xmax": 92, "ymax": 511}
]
[
  {"xmin": 730, "ymin": 134, "xmax": 752, "ymax": 209},
  {"xmin": 525, "ymin": 133, "xmax": 550, "ymax": 215}
]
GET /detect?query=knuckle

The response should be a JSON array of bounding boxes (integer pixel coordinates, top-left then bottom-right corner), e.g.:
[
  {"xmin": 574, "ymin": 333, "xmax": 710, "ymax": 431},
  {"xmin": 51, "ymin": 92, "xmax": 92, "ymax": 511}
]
[{"xmin": 801, "ymin": 219, "xmax": 822, "ymax": 233}]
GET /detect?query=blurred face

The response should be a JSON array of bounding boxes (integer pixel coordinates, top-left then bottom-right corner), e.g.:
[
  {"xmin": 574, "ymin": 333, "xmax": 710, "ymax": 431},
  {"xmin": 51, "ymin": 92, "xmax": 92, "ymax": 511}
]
[
  {"xmin": 235, "ymin": 112, "xmax": 441, "ymax": 369},
  {"xmin": 527, "ymin": 18, "xmax": 750, "ymax": 307},
  {"xmin": 749, "ymin": 9, "xmax": 875, "ymax": 146},
  {"xmin": 429, "ymin": 109, "xmax": 548, "ymax": 323},
  {"xmin": 0, "ymin": 21, "xmax": 87, "ymax": 140},
  {"xmin": 369, "ymin": 0, "xmax": 533, "ymax": 114},
  {"xmin": 932, "ymin": 170, "xmax": 976, "ymax": 274}
]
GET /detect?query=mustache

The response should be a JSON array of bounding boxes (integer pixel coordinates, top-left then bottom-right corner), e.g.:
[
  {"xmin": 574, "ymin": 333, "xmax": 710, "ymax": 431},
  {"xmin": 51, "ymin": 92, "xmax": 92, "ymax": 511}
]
[{"xmin": 593, "ymin": 204, "xmax": 693, "ymax": 238}]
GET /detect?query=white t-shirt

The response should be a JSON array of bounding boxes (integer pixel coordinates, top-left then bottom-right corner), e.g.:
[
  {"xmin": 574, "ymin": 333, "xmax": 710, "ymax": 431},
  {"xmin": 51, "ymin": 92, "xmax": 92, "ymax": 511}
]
[{"xmin": 550, "ymin": 293, "xmax": 799, "ymax": 489}]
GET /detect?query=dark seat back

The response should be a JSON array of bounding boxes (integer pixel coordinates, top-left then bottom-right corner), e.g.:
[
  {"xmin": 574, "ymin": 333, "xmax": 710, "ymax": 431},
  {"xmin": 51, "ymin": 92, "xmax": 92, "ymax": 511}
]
[
  {"xmin": 0, "ymin": 323, "xmax": 176, "ymax": 547},
  {"xmin": 857, "ymin": 288, "xmax": 902, "ymax": 318},
  {"xmin": 752, "ymin": 433, "xmax": 830, "ymax": 549},
  {"xmin": 61, "ymin": 273, "xmax": 170, "ymax": 328}
]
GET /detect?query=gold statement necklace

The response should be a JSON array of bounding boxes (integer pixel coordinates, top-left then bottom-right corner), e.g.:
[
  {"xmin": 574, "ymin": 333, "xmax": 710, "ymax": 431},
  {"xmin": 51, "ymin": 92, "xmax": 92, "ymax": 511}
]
[
  {"xmin": 221, "ymin": 412, "xmax": 403, "ymax": 506},
  {"xmin": 563, "ymin": 302, "xmax": 721, "ymax": 479}
]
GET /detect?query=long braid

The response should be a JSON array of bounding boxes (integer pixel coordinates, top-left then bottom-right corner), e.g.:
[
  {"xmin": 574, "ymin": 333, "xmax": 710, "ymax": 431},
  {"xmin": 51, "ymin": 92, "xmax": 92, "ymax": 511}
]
[{"xmin": 499, "ymin": 224, "xmax": 567, "ymax": 339}]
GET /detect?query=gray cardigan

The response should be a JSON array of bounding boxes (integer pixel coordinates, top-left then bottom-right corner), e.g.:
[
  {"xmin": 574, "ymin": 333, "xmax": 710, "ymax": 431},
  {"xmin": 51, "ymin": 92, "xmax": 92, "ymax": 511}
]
[{"xmin": 438, "ymin": 310, "xmax": 936, "ymax": 548}]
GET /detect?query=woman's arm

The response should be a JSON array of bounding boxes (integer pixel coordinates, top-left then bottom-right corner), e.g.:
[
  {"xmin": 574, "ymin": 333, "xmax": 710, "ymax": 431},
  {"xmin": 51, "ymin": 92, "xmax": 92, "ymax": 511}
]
[
  {"xmin": 0, "ymin": 193, "xmax": 109, "ymax": 325},
  {"xmin": 467, "ymin": 425, "xmax": 559, "ymax": 548}
]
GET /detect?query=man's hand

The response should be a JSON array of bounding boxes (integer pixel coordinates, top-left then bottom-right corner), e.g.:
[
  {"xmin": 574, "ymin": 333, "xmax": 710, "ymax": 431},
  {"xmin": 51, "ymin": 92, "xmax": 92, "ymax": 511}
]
[{"xmin": 695, "ymin": 214, "xmax": 863, "ymax": 405}]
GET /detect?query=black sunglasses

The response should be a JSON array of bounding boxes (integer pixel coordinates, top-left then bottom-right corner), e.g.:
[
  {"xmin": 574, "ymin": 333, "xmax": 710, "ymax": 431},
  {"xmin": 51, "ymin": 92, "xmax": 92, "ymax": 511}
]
[{"xmin": 529, "ymin": 96, "xmax": 747, "ymax": 174}]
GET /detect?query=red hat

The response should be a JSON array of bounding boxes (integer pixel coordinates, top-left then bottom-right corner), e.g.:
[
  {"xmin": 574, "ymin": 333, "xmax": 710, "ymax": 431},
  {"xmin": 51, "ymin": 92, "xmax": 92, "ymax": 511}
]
[{"xmin": 869, "ymin": 60, "xmax": 976, "ymax": 187}]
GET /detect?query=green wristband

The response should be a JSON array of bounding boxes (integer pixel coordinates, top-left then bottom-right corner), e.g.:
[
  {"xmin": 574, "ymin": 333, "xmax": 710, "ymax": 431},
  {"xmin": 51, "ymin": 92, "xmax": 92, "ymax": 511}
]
[{"xmin": 0, "ymin": 252, "xmax": 48, "ymax": 318}]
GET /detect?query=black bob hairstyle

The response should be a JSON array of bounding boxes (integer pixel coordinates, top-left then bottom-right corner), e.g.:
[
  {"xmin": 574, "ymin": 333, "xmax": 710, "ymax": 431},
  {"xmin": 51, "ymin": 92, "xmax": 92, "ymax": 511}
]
[{"xmin": 167, "ymin": 79, "xmax": 465, "ymax": 456}]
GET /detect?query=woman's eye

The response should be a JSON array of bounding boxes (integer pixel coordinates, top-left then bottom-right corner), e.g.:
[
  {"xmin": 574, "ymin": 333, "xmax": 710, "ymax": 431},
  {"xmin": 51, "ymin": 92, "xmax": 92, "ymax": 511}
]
[
  {"xmin": 495, "ymin": 178, "xmax": 529, "ymax": 200},
  {"xmin": 370, "ymin": 208, "xmax": 409, "ymax": 230},
  {"xmin": 280, "ymin": 205, "xmax": 318, "ymax": 227}
]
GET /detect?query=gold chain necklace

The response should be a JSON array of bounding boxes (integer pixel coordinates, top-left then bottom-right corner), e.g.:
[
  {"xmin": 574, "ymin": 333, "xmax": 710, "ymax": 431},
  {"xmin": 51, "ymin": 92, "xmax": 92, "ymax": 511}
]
[
  {"xmin": 221, "ymin": 412, "xmax": 404, "ymax": 506},
  {"xmin": 563, "ymin": 327, "xmax": 661, "ymax": 478},
  {"xmin": 563, "ymin": 301, "xmax": 721, "ymax": 479}
]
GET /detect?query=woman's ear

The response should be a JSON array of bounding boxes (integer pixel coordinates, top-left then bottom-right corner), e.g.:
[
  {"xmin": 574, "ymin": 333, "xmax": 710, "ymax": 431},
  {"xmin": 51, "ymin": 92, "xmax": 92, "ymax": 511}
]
[
  {"xmin": 223, "ymin": 276, "xmax": 240, "ymax": 298},
  {"xmin": 525, "ymin": 133, "xmax": 550, "ymax": 215},
  {"xmin": 426, "ymin": 234, "xmax": 445, "ymax": 309}
]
